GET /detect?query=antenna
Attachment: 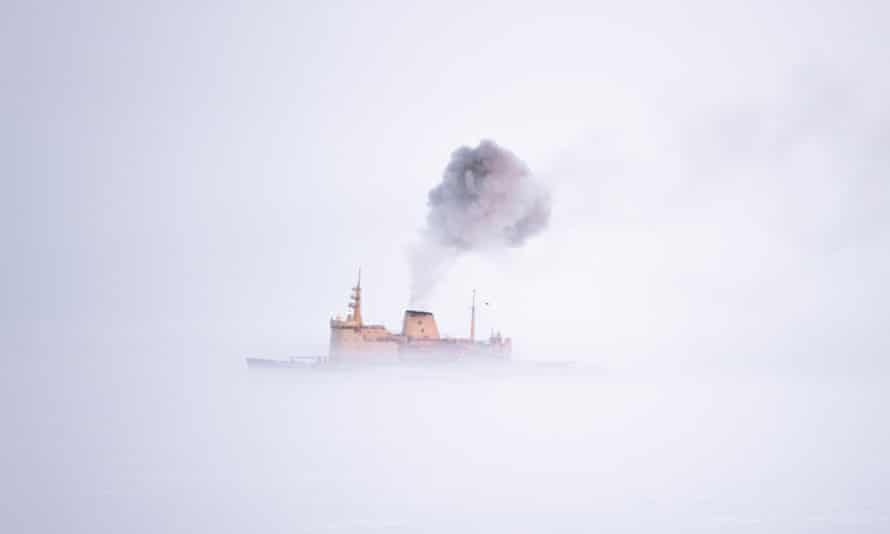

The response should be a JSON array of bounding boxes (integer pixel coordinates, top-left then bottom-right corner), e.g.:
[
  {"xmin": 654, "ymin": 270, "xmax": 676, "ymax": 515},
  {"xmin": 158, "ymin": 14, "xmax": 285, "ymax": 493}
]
[{"xmin": 470, "ymin": 289, "xmax": 476, "ymax": 342}]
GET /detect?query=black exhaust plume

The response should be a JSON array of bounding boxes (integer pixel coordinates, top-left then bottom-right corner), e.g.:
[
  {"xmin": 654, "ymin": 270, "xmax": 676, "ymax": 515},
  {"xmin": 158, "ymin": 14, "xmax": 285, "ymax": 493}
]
[{"xmin": 410, "ymin": 140, "xmax": 551, "ymax": 304}]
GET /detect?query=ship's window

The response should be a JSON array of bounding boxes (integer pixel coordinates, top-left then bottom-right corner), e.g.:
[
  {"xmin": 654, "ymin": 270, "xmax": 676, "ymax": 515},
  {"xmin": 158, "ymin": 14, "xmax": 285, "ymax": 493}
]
[
  {"xmin": 417, "ymin": 320, "xmax": 422, "ymax": 325},
  {"xmin": 421, "ymin": 328, "xmax": 424, "ymax": 333}
]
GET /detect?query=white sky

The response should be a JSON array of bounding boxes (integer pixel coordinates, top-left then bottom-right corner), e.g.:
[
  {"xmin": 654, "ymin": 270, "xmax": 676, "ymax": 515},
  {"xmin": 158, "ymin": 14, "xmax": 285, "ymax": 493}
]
[{"xmin": 4, "ymin": 0, "xmax": 889, "ymax": 371}]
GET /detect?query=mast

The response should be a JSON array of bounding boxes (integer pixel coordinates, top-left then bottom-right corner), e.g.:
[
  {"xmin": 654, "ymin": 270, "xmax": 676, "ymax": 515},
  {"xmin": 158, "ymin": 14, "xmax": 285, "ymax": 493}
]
[
  {"xmin": 470, "ymin": 289, "xmax": 476, "ymax": 342},
  {"xmin": 349, "ymin": 268, "xmax": 363, "ymax": 326}
]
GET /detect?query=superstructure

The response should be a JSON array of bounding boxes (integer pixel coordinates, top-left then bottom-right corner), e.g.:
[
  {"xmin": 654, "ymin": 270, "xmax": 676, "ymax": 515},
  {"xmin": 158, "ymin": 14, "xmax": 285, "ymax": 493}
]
[{"xmin": 328, "ymin": 271, "xmax": 511, "ymax": 362}]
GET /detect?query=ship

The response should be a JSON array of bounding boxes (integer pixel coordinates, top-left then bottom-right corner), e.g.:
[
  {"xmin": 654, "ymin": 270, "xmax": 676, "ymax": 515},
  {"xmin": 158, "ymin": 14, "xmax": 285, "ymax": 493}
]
[{"xmin": 246, "ymin": 271, "xmax": 511, "ymax": 368}]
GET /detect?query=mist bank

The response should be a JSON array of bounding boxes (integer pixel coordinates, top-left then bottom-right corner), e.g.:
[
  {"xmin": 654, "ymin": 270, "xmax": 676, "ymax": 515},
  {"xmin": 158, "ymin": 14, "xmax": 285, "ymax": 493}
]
[{"xmin": 3, "ymin": 340, "xmax": 889, "ymax": 533}]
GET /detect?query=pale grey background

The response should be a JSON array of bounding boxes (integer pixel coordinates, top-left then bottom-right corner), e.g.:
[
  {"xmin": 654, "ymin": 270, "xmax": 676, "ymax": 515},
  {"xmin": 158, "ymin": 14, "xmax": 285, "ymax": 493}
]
[
  {"xmin": 4, "ymin": 1, "xmax": 889, "ymax": 369},
  {"xmin": 2, "ymin": 1, "xmax": 889, "ymax": 532}
]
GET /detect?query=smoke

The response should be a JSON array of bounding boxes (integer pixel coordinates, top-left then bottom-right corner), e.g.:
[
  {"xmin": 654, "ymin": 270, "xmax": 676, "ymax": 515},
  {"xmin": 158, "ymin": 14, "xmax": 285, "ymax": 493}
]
[{"xmin": 410, "ymin": 140, "xmax": 551, "ymax": 304}]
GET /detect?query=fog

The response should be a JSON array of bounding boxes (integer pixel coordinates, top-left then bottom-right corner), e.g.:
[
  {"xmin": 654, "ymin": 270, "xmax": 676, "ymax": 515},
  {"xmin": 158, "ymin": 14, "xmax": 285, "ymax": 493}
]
[
  {"xmin": 7, "ymin": 348, "xmax": 889, "ymax": 532},
  {"xmin": 3, "ymin": 0, "xmax": 890, "ymax": 532}
]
